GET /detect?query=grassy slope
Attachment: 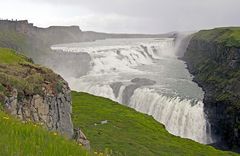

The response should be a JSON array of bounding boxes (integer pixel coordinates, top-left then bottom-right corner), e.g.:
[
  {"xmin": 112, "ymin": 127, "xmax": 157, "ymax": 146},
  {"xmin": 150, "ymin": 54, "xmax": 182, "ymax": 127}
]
[
  {"xmin": 0, "ymin": 48, "xmax": 29, "ymax": 64},
  {"xmin": 0, "ymin": 109, "xmax": 89, "ymax": 156},
  {"xmin": 0, "ymin": 48, "xmax": 66, "ymax": 101},
  {"xmin": 72, "ymin": 91, "xmax": 238, "ymax": 156},
  {"xmin": 0, "ymin": 48, "xmax": 90, "ymax": 156},
  {"xmin": 194, "ymin": 27, "xmax": 240, "ymax": 47}
]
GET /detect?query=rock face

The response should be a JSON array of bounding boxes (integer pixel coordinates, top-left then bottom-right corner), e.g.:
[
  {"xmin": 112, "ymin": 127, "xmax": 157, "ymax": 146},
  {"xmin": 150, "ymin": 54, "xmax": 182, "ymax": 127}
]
[
  {"xmin": 183, "ymin": 28, "xmax": 240, "ymax": 151},
  {"xmin": 73, "ymin": 128, "xmax": 90, "ymax": 150},
  {"xmin": 0, "ymin": 49, "xmax": 74, "ymax": 137},
  {"xmin": 4, "ymin": 85, "xmax": 73, "ymax": 138},
  {"xmin": 122, "ymin": 78, "xmax": 156, "ymax": 105},
  {"xmin": 0, "ymin": 20, "xmax": 83, "ymax": 45}
]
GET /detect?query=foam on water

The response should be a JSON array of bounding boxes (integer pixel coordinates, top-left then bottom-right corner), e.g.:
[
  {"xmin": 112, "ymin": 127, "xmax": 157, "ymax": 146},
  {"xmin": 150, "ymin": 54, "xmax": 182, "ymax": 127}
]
[
  {"xmin": 52, "ymin": 38, "xmax": 213, "ymax": 144},
  {"xmin": 129, "ymin": 88, "xmax": 212, "ymax": 144}
]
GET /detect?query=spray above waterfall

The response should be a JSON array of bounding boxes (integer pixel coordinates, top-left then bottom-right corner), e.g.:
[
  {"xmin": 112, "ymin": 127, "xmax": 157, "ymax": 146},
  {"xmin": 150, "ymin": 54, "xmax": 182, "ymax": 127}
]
[{"xmin": 51, "ymin": 38, "xmax": 213, "ymax": 144}]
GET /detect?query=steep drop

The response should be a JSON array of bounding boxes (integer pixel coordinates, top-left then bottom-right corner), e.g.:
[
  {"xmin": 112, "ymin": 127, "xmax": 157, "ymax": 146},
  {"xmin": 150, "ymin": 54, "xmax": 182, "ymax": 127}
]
[{"xmin": 52, "ymin": 38, "xmax": 213, "ymax": 144}]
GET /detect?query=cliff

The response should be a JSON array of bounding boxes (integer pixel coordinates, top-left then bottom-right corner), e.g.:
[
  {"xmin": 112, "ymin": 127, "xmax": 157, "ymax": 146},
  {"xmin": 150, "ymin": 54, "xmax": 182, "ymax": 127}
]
[
  {"xmin": 0, "ymin": 20, "xmax": 83, "ymax": 45},
  {"xmin": 183, "ymin": 27, "xmax": 240, "ymax": 150},
  {"xmin": 0, "ymin": 48, "xmax": 73, "ymax": 137},
  {"xmin": 0, "ymin": 20, "xmax": 174, "ymax": 48},
  {"xmin": 0, "ymin": 20, "xmax": 84, "ymax": 62}
]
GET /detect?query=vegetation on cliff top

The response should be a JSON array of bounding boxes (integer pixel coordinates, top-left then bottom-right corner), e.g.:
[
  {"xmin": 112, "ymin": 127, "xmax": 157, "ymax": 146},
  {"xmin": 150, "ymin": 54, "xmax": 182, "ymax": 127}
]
[
  {"xmin": 193, "ymin": 27, "xmax": 240, "ymax": 47},
  {"xmin": 184, "ymin": 27, "xmax": 240, "ymax": 149},
  {"xmin": 0, "ymin": 48, "xmax": 66, "ymax": 102},
  {"xmin": 184, "ymin": 28, "xmax": 240, "ymax": 103},
  {"xmin": 72, "ymin": 91, "xmax": 237, "ymax": 156}
]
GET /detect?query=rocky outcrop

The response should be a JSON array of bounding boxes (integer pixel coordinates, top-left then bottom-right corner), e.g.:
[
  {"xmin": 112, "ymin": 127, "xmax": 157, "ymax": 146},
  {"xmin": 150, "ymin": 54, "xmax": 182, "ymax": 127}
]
[
  {"xmin": 122, "ymin": 78, "xmax": 156, "ymax": 105},
  {"xmin": 0, "ymin": 20, "xmax": 83, "ymax": 45},
  {"xmin": 0, "ymin": 49, "xmax": 74, "ymax": 137},
  {"xmin": 183, "ymin": 28, "xmax": 240, "ymax": 151},
  {"xmin": 4, "ymin": 85, "xmax": 73, "ymax": 137},
  {"xmin": 73, "ymin": 128, "xmax": 90, "ymax": 150}
]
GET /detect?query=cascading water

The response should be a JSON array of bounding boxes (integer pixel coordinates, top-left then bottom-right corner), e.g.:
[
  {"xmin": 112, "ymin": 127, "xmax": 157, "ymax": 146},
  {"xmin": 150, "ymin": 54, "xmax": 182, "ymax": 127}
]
[{"xmin": 51, "ymin": 38, "xmax": 213, "ymax": 144}]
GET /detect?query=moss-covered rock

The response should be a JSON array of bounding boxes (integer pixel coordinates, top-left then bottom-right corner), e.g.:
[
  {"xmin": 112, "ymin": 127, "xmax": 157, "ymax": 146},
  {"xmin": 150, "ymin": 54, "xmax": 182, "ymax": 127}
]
[
  {"xmin": 183, "ymin": 27, "xmax": 240, "ymax": 151},
  {"xmin": 0, "ymin": 48, "xmax": 73, "ymax": 137}
]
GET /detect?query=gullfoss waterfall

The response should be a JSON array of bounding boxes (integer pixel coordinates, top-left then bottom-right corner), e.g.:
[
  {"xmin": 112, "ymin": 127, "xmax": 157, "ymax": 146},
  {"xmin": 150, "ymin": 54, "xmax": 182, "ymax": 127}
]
[{"xmin": 51, "ymin": 38, "xmax": 213, "ymax": 144}]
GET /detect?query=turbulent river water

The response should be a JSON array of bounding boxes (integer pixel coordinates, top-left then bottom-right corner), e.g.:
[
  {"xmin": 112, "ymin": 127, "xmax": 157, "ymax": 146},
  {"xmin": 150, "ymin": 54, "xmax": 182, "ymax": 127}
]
[{"xmin": 51, "ymin": 38, "xmax": 213, "ymax": 144}]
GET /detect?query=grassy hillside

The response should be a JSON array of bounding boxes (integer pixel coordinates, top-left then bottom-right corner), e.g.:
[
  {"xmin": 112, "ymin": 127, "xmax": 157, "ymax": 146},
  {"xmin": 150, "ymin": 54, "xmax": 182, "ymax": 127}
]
[
  {"xmin": 0, "ymin": 108, "xmax": 89, "ymax": 156},
  {"xmin": 0, "ymin": 48, "xmax": 90, "ymax": 156},
  {"xmin": 0, "ymin": 48, "xmax": 67, "ymax": 101},
  {"xmin": 193, "ymin": 27, "xmax": 240, "ymax": 47},
  {"xmin": 72, "ymin": 91, "xmax": 238, "ymax": 156}
]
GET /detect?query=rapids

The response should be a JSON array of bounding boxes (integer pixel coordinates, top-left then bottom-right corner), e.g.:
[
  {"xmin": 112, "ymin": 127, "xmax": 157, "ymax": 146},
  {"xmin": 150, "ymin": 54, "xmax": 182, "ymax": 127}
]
[{"xmin": 51, "ymin": 38, "xmax": 213, "ymax": 144}]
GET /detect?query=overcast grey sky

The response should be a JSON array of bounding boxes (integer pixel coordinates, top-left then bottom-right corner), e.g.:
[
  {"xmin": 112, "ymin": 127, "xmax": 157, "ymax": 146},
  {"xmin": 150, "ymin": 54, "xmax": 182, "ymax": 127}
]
[{"xmin": 1, "ymin": 0, "xmax": 240, "ymax": 33}]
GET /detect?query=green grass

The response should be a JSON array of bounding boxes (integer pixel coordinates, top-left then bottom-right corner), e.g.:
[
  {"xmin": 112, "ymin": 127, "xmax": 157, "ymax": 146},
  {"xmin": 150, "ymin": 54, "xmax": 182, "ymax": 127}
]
[
  {"xmin": 0, "ymin": 48, "xmax": 29, "ymax": 64},
  {"xmin": 0, "ymin": 48, "xmax": 66, "ymax": 99},
  {"xmin": 194, "ymin": 27, "xmax": 240, "ymax": 47},
  {"xmin": 0, "ymin": 48, "xmax": 93, "ymax": 156},
  {"xmin": 72, "ymin": 91, "xmax": 238, "ymax": 156},
  {"xmin": 0, "ymin": 109, "xmax": 89, "ymax": 156}
]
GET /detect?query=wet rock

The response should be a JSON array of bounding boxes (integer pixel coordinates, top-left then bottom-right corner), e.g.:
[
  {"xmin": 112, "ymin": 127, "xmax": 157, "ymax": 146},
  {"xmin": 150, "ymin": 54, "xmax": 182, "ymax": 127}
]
[
  {"xmin": 122, "ymin": 84, "xmax": 140, "ymax": 105},
  {"xmin": 73, "ymin": 128, "xmax": 90, "ymax": 150},
  {"xmin": 110, "ymin": 82, "xmax": 123, "ymax": 98},
  {"xmin": 131, "ymin": 78, "xmax": 156, "ymax": 86}
]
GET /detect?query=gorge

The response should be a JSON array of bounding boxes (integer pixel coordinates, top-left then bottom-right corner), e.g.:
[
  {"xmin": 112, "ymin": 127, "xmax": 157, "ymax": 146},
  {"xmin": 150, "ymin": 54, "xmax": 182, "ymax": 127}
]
[
  {"xmin": 51, "ymin": 37, "xmax": 213, "ymax": 144},
  {"xmin": 0, "ymin": 20, "xmax": 239, "ymax": 154}
]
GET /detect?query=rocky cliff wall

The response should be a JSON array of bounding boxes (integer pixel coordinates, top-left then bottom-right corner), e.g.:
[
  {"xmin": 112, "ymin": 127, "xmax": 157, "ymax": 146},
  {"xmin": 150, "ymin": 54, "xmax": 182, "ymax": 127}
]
[
  {"xmin": 183, "ymin": 28, "xmax": 240, "ymax": 151},
  {"xmin": 0, "ymin": 20, "xmax": 83, "ymax": 45},
  {"xmin": 0, "ymin": 48, "xmax": 73, "ymax": 137},
  {"xmin": 4, "ymin": 84, "xmax": 73, "ymax": 137}
]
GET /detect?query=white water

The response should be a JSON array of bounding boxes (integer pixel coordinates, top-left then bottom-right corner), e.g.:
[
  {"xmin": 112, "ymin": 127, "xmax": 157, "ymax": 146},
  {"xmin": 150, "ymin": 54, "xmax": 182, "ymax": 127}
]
[{"xmin": 52, "ymin": 38, "xmax": 213, "ymax": 144}]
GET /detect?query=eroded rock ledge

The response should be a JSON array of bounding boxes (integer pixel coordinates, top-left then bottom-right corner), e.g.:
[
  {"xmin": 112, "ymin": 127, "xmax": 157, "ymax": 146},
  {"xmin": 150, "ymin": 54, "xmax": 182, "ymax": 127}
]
[
  {"xmin": 4, "ymin": 84, "xmax": 73, "ymax": 137},
  {"xmin": 0, "ymin": 48, "xmax": 73, "ymax": 137}
]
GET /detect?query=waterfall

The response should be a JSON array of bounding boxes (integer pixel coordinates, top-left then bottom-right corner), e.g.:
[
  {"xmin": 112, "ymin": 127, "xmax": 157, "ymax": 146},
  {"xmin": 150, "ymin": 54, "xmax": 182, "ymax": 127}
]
[
  {"xmin": 129, "ymin": 88, "xmax": 212, "ymax": 144},
  {"xmin": 51, "ymin": 38, "xmax": 213, "ymax": 144}
]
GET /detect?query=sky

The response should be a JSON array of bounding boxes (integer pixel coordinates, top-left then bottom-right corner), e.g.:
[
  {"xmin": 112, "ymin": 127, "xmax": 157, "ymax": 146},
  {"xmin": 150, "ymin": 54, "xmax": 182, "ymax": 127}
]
[{"xmin": 1, "ymin": 0, "xmax": 240, "ymax": 33}]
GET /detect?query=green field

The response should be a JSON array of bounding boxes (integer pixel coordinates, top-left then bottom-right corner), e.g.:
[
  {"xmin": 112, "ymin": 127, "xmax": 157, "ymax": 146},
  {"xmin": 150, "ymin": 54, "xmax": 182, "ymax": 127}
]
[
  {"xmin": 0, "ymin": 108, "xmax": 89, "ymax": 156},
  {"xmin": 193, "ymin": 27, "xmax": 240, "ymax": 47},
  {"xmin": 0, "ymin": 48, "xmax": 66, "ymax": 100},
  {"xmin": 72, "ymin": 91, "xmax": 238, "ymax": 156}
]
